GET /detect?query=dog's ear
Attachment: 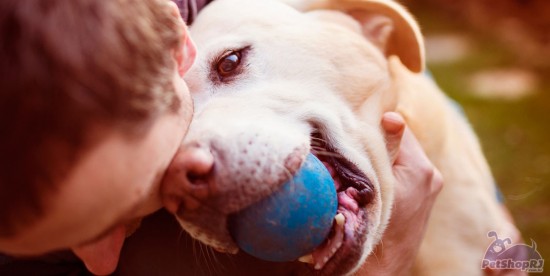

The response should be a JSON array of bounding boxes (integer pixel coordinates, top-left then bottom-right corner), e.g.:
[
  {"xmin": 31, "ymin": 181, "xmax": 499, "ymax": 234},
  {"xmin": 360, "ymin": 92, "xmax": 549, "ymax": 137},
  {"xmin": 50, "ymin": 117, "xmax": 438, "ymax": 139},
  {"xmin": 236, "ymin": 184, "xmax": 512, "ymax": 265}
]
[{"xmin": 299, "ymin": 0, "xmax": 425, "ymax": 73}]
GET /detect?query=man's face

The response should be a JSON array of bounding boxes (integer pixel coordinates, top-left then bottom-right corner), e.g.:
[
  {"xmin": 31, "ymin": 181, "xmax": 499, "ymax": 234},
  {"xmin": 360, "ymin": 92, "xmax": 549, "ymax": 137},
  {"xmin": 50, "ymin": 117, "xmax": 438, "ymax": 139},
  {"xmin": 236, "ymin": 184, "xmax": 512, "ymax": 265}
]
[
  {"xmin": 0, "ymin": 2, "xmax": 197, "ymax": 273},
  {"xmin": 0, "ymin": 57, "xmax": 195, "ymax": 275}
]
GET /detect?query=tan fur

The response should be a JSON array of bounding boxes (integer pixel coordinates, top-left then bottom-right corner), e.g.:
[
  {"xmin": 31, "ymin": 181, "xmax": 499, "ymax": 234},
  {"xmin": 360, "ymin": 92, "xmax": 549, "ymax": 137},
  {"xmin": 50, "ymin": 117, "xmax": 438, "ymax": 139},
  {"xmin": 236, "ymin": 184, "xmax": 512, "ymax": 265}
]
[
  {"xmin": 283, "ymin": 2, "xmax": 519, "ymax": 274},
  {"xmin": 177, "ymin": 0, "xmax": 520, "ymax": 274},
  {"xmin": 390, "ymin": 57, "xmax": 514, "ymax": 275}
]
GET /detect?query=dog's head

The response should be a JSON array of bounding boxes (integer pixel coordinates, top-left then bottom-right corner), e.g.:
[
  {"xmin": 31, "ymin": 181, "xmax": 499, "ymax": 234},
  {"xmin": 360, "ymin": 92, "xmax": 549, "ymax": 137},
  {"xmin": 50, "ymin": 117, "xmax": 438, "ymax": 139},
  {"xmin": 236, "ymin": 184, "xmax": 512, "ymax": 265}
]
[{"xmin": 162, "ymin": 0, "xmax": 424, "ymax": 274}]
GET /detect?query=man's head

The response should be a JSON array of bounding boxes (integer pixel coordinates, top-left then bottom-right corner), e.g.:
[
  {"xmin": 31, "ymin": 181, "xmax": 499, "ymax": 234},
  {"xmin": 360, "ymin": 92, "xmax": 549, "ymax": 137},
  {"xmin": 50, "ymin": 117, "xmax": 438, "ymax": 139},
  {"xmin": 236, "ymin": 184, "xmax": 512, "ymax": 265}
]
[{"xmin": 0, "ymin": 0, "xmax": 195, "ymax": 273}]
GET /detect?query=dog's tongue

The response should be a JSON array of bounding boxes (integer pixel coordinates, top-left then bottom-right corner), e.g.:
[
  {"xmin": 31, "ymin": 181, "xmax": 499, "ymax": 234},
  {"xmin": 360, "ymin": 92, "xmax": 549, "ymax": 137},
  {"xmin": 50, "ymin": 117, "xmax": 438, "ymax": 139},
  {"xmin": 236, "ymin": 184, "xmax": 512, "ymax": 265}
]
[{"xmin": 72, "ymin": 226, "xmax": 126, "ymax": 275}]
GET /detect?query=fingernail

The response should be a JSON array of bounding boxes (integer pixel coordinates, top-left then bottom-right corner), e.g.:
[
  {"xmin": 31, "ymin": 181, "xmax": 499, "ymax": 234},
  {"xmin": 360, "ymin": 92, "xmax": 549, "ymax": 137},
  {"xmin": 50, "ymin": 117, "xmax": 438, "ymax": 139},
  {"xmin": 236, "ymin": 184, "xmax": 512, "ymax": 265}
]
[{"xmin": 382, "ymin": 112, "xmax": 405, "ymax": 134}]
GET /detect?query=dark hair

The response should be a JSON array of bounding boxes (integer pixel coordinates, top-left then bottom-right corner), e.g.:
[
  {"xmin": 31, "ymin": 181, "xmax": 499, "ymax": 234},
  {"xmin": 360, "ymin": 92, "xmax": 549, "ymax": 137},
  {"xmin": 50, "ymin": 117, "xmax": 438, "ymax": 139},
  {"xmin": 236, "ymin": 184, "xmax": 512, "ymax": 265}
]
[{"xmin": 0, "ymin": 0, "xmax": 182, "ymax": 237}]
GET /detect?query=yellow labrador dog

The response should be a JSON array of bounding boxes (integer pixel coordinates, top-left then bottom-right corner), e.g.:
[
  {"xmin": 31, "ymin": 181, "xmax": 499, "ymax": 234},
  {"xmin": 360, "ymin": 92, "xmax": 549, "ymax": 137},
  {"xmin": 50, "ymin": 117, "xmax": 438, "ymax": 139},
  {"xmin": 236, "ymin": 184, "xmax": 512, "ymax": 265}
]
[{"xmin": 162, "ymin": 0, "xmax": 520, "ymax": 274}]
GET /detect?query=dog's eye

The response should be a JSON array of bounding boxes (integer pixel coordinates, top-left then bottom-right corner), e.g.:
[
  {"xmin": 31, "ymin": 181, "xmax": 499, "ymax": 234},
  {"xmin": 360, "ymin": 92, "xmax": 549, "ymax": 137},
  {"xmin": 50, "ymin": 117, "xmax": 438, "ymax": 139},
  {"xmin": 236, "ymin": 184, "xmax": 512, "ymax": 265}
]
[
  {"xmin": 210, "ymin": 47, "xmax": 250, "ymax": 84},
  {"xmin": 217, "ymin": 51, "xmax": 242, "ymax": 77}
]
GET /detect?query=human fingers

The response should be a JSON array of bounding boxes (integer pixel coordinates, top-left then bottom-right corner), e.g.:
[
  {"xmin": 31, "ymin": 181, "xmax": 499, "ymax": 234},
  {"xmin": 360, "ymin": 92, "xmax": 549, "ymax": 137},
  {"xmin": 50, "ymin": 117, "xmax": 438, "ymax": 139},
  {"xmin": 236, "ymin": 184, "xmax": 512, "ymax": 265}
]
[
  {"xmin": 393, "ymin": 126, "xmax": 443, "ymax": 200},
  {"xmin": 430, "ymin": 166, "xmax": 444, "ymax": 197},
  {"xmin": 381, "ymin": 112, "xmax": 405, "ymax": 164}
]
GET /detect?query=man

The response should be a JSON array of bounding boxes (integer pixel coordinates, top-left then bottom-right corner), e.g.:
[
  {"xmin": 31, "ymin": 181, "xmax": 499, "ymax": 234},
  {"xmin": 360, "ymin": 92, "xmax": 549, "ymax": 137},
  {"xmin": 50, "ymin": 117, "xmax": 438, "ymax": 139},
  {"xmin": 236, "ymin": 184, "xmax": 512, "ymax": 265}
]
[
  {"xmin": 0, "ymin": 0, "xmax": 444, "ymax": 275},
  {"xmin": 0, "ymin": 0, "xmax": 195, "ymax": 273}
]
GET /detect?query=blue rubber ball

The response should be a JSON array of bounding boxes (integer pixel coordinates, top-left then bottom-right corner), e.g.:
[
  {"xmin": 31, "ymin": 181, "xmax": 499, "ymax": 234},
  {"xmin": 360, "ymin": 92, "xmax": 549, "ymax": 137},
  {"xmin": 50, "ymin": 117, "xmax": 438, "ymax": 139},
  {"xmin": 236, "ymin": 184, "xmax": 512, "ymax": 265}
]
[{"xmin": 229, "ymin": 153, "xmax": 338, "ymax": 262}]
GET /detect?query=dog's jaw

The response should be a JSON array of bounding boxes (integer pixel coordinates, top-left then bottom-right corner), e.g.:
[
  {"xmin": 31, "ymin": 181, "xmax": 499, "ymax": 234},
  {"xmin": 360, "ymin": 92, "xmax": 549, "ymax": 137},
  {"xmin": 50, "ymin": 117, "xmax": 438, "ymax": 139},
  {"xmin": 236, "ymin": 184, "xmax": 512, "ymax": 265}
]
[
  {"xmin": 306, "ymin": 131, "xmax": 379, "ymax": 274},
  {"xmin": 173, "ymin": 95, "xmax": 390, "ymax": 274},
  {"xmin": 177, "ymin": 104, "xmax": 386, "ymax": 274},
  {"xmin": 173, "ymin": 104, "xmax": 312, "ymax": 252}
]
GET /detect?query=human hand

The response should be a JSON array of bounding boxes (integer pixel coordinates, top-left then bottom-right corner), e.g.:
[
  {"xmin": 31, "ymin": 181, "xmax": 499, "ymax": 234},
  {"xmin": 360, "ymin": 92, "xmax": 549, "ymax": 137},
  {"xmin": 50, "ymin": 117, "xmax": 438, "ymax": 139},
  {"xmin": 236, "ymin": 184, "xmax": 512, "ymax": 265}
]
[{"xmin": 357, "ymin": 112, "xmax": 443, "ymax": 275}]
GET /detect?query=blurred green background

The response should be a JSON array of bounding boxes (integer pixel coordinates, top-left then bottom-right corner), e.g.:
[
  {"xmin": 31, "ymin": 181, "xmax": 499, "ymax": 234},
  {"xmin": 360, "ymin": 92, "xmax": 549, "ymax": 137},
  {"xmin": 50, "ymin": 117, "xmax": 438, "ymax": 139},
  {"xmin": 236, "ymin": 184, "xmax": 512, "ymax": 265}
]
[{"xmin": 404, "ymin": 0, "xmax": 550, "ymax": 271}]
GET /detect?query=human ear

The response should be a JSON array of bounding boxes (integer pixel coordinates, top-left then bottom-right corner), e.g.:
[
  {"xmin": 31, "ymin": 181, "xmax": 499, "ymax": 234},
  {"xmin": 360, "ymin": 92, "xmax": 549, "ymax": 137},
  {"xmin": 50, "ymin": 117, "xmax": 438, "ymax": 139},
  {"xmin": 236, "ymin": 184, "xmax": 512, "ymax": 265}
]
[{"xmin": 167, "ymin": 1, "xmax": 197, "ymax": 77}]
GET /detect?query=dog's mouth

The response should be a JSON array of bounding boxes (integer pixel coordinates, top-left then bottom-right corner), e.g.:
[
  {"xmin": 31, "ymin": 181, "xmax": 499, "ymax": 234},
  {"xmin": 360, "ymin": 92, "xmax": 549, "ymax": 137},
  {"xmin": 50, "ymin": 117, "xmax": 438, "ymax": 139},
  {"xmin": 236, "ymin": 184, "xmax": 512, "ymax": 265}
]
[{"xmin": 297, "ymin": 130, "xmax": 375, "ymax": 274}]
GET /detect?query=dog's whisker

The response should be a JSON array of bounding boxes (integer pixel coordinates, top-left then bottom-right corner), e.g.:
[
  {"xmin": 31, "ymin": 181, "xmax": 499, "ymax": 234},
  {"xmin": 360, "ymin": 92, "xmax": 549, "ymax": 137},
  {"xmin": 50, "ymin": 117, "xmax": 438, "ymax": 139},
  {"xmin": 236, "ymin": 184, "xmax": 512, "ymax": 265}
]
[
  {"xmin": 176, "ymin": 230, "xmax": 189, "ymax": 272},
  {"xmin": 375, "ymin": 240, "xmax": 385, "ymax": 264},
  {"xmin": 310, "ymin": 139, "xmax": 328, "ymax": 146},
  {"xmin": 196, "ymin": 240, "xmax": 204, "ymax": 271},
  {"xmin": 208, "ymin": 245, "xmax": 227, "ymax": 274},
  {"xmin": 195, "ymin": 240, "xmax": 213, "ymax": 276},
  {"xmin": 200, "ymin": 242, "xmax": 215, "ymax": 276},
  {"xmin": 275, "ymin": 162, "xmax": 294, "ymax": 184},
  {"xmin": 205, "ymin": 246, "xmax": 218, "ymax": 275},
  {"xmin": 202, "ymin": 243, "xmax": 211, "ymax": 274},
  {"xmin": 310, "ymin": 136, "xmax": 327, "ymax": 142},
  {"xmin": 310, "ymin": 145, "xmax": 328, "ymax": 150},
  {"xmin": 311, "ymin": 150, "xmax": 344, "ymax": 159},
  {"xmin": 310, "ymin": 141, "xmax": 323, "ymax": 147},
  {"xmin": 192, "ymin": 238, "xmax": 202, "ymax": 270},
  {"xmin": 310, "ymin": 147, "xmax": 329, "ymax": 151},
  {"xmin": 310, "ymin": 145, "xmax": 327, "ymax": 151}
]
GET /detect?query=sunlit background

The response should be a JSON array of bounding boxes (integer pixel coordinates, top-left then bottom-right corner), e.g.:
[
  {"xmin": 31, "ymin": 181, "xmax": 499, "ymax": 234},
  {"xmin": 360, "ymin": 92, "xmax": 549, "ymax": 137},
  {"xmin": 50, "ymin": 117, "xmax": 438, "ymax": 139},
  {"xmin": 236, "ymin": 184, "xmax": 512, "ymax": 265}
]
[{"xmin": 403, "ymin": 0, "xmax": 550, "ymax": 269}]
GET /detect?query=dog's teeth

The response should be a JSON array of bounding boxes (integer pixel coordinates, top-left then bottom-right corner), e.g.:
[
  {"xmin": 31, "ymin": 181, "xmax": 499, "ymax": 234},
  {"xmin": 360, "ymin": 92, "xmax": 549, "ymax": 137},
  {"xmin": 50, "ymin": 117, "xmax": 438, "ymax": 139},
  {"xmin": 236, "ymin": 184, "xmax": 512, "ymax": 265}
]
[
  {"xmin": 323, "ymin": 256, "xmax": 329, "ymax": 263},
  {"xmin": 335, "ymin": 213, "xmax": 345, "ymax": 226},
  {"xmin": 298, "ymin": 254, "xmax": 314, "ymax": 264},
  {"xmin": 331, "ymin": 247, "xmax": 337, "ymax": 254},
  {"xmin": 314, "ymin": 263, "xmax": 323, "ymax": 270}
]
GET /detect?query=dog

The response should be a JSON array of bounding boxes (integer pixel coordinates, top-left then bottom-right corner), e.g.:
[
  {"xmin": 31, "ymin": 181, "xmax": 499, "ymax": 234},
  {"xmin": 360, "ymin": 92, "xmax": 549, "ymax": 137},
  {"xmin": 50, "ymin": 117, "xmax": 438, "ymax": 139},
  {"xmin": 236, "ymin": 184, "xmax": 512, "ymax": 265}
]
[{"xmin": 161, "ymin": 0, "xmax": 521, "ymax": 274}]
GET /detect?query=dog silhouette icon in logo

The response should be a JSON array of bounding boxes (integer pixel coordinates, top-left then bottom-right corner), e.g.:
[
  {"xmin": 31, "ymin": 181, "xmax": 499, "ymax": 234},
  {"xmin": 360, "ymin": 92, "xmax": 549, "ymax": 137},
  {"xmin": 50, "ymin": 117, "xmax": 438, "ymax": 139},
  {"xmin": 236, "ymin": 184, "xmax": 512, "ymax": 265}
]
[
  {"xmin": 485, "ymin": 231, "xmax": 512, "ymax": 260},
  {"xmin": 482, "ymin": 231, "xmax": 544, "ymax": 273}
]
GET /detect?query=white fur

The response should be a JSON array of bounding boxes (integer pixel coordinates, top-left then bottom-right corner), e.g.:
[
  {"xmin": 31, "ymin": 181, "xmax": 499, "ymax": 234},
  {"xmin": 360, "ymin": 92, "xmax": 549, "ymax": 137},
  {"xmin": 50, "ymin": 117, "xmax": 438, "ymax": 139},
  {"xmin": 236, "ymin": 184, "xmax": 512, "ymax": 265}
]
[{"xmin": 176, "ymin": 0, "xmax": 519, "ymax": 274}]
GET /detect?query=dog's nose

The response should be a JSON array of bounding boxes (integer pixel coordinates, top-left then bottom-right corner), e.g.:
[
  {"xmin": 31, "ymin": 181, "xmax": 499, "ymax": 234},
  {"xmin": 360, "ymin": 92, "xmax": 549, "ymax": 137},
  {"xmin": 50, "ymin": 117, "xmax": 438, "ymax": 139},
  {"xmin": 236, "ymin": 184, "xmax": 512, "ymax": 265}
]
[{"xmin": 162, "ymin": 144, "xmax": 214, "ymax": 214}]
